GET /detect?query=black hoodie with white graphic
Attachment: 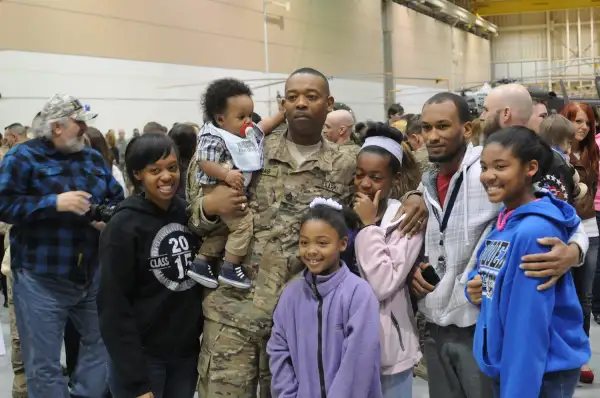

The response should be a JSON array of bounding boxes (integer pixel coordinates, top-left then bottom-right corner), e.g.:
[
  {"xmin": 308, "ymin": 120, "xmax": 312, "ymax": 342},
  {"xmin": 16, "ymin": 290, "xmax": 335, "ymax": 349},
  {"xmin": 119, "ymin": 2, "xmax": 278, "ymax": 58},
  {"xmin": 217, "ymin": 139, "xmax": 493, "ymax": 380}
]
[{"xmin": 97, "ymin": 194, "xmax": 203, "ymax": 396}]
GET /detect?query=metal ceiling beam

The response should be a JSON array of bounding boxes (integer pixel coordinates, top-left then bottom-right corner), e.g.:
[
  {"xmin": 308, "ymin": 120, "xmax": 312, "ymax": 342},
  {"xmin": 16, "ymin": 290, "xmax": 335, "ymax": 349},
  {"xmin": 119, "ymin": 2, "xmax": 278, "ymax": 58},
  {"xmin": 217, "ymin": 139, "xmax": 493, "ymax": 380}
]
[{"xmin": 473, "ymin": 0, "xmax": 600, "ymax": 16}]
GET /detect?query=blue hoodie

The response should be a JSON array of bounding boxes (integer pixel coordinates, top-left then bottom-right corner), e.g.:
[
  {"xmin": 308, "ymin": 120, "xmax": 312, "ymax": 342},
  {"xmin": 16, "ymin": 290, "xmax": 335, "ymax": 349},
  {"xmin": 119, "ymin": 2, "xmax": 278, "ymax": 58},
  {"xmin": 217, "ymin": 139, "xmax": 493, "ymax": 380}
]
[
  {"xmin": 467, "ymin": 193, "xmax": 590, "ymax": 398},
  {"xmin": 267, "ymin": 263, "xmax": 383, "ymax": 398}
]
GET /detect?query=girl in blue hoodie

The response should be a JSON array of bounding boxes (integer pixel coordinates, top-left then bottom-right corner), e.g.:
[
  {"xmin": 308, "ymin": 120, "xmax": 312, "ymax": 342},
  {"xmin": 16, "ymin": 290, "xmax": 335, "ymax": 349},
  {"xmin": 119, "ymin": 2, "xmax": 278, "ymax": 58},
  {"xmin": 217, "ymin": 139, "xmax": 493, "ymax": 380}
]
[
  {"xmin": 267, "ymin": 198, "xmax": 383, "ymax": 398},
  {"xmin": 467, "ymin": 126, "xmax": 591, "ymax": 398}
]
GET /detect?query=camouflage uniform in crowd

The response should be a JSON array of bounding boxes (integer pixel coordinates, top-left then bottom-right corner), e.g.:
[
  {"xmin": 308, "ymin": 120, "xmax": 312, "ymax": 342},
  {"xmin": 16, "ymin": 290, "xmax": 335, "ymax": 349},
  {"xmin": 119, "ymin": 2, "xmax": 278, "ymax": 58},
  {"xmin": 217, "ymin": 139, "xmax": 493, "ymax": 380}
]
[
  {"xmin": 413, "ymin": 145, "xmax": 433, "ymax": 175},
  {"xmin": 339, "ymin": 139, "xmax": 360, "ymax": 158},
  {"xmin": 190, "ymin": 130, "xmax": 355, "ymax": 397},
  {"xmin": 2, "ymin": 231, "xmax": 28, "ymax": 398}
]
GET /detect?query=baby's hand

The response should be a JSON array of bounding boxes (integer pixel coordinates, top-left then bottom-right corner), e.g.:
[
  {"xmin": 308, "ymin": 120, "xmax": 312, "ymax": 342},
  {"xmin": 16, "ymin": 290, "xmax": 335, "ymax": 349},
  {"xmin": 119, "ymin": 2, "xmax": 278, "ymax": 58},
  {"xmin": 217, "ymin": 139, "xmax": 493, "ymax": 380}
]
[{"xmin": 224, "ymin": 169, "xmax": 245, "ymax": 191}]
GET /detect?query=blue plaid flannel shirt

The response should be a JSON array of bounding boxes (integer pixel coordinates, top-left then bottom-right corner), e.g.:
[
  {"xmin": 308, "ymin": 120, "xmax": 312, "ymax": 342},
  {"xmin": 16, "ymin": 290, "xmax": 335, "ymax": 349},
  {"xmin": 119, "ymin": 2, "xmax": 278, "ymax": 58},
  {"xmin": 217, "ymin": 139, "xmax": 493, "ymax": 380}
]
[{"xmin": 0, "ymin": 139, "xmax": 124, "ymax": 282}]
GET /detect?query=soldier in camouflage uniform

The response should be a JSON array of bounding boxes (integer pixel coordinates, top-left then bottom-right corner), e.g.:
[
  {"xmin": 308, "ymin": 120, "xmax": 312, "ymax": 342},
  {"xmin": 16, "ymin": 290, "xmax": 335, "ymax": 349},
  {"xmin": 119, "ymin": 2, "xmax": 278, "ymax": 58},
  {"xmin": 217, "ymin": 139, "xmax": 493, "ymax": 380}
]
[
  {"xmin": 1, "ymin": 123, "xmax": 30, "ymax": 398},
  {"xmin": 323, "ymin": 109, "xmax": 360, "ymax": 158},
  {"xmin": 189, "ymin": 68, "xmax": 356, "ymax": 397}
]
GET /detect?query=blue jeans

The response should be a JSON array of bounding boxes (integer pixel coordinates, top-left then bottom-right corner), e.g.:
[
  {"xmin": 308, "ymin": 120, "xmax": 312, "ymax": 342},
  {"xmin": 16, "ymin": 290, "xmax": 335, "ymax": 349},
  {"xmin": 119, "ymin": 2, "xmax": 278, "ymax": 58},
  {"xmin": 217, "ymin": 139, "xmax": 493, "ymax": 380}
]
[
  {"xmin": 107, "ymin": 355, "xmax": 198, "ymax": 398},
  {"xmin": 592, "ymin": 213, "xmax": 600, "ymax": 316},
  {"xmin": 381, "ymin": 368, "xmax": 413, "ymax": 398},
  {"xmin": 573, "ymin": 234, "xmax": 599, "ymax": 336},
  {"xmin": 12, "ymin": 268, "xmax": 107, "ymax": 398},
  {"xmin": 493, "ymin": 368, "xmax": 580, "ymax": 398}
]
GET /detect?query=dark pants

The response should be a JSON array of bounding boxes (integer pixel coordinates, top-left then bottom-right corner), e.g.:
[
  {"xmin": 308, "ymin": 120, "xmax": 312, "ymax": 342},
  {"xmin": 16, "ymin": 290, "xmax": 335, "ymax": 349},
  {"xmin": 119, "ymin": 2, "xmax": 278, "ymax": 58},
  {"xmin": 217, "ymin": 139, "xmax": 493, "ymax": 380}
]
[
  {"xmin": 573, "ymin": 234, "xmax": 599, "ymax": 336},
  {"xmin": 492, "ymin": 368, "xmax": 580, "ymax": 398},
  {"xmin": 107, "ymin": 355, "xmax": 198, "ymax": 398},
  {"xmin": 424, "ymin": 323, "xmax": 494, "ymax": 398},
  {"xmin": 0, "ymin": 235, "xmax": 6, "ymax": 305},
  {"xmin": 64, "ymin": 317, "xmax": 81, "ymax": 378},
  {"xmin": 592, "ymin": 212, "xmax": 600, "ymax": 316}
]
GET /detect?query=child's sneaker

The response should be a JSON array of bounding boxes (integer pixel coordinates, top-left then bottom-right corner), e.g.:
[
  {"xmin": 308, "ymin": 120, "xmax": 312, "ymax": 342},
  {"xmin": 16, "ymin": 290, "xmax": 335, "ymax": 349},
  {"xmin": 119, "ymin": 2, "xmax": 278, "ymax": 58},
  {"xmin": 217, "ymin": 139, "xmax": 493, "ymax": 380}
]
[
  {"xmin": 187, "ymin": 258, "xmax": 218, "ymax": 289},
  {"xmin": 219, "ymin": 261, "xmax": 251, "ymax": 289}
]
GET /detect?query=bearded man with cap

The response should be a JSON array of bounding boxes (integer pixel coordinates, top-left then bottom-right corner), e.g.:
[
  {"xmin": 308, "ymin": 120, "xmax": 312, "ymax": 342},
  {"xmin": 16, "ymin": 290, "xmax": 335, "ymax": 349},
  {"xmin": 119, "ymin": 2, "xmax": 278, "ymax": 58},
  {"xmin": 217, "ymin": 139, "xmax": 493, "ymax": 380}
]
[{"xmin": 0, "ymin": 94, "xmax": 124, "ymax": 398}]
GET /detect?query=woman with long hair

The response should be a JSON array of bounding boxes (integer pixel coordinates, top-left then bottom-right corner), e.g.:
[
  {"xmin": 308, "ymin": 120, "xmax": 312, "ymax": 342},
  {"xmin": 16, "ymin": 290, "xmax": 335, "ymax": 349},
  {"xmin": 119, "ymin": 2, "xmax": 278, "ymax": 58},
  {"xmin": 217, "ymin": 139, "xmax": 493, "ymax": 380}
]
[
  {"xmin": 562, "ymin": 102, "xmax": 599, "ymax": 384},
  {"xmin": 105, "ymin": 130, "xmax": 120, "ymax": 166},
  {"xmin": 87, "ymin": 128, "xmax": 127, "ymax": 195}
]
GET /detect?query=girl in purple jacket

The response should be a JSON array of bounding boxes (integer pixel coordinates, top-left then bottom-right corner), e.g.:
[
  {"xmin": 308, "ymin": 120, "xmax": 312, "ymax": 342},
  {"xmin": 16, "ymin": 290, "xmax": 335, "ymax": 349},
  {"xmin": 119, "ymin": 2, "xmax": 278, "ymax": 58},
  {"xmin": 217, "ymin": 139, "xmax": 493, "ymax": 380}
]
[{"xmin": 267, "ymin": 198, "xmax": 383, "ymax": 398}]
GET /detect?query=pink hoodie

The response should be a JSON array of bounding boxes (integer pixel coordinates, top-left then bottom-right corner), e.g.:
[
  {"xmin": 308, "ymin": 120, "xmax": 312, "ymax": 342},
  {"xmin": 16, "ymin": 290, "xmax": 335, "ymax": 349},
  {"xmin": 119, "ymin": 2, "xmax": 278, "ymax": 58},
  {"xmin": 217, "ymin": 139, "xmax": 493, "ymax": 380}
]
[
  {"xmin": 595, "ymin": 135, "xmax": 600, "ymax": 211},
  {"xmin": 355, "ymin": 200, "xmax": 423, "ymax": 376}
]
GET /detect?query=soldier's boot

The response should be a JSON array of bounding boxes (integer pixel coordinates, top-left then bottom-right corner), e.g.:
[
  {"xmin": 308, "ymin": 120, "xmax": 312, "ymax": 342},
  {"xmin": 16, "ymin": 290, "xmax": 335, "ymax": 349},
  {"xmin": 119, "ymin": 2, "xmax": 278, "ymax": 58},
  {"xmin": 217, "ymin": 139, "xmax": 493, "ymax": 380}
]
[
  {"xmin": 187, "ymin": 258, "xmax": 218, "ymax": 289},
  {"xmin": 218, "ymin": 261, "xmax": 251, "ymax": 289},
  {"xmin": 12, "ymin": 370, "xmax": 28, "ymax": 398}
]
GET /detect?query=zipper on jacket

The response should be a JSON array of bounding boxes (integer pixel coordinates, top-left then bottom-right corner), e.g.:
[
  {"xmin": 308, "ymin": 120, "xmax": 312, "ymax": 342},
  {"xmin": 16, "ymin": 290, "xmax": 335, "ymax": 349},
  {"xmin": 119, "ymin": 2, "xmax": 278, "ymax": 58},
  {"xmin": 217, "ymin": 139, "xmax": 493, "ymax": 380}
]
[
  {"xmin": 312, "ymin": 275, "xmax": 327, "ymax": 398},
  {"xmin": 390, "ymin": 312, "xmax": 405, "ymax": 351}
]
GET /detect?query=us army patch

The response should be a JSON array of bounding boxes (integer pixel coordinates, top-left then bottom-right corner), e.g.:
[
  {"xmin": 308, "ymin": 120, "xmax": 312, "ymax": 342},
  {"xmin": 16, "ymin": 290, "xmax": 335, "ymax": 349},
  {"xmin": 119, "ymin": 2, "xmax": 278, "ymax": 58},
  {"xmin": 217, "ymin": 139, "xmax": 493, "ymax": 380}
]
[
  {"xmin": 319, "ymin": 180, "xmax": 344, "ymax": 195},
  {"xmin": 261, "ymin": 167, "xmax": 279, "ymax": 178}
]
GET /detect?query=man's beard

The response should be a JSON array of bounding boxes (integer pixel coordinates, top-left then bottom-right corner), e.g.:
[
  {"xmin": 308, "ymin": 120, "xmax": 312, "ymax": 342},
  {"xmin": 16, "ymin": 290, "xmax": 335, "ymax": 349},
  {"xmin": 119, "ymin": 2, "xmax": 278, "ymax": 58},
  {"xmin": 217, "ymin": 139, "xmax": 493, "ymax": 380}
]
[
  {"xmin": 428, "ymin": 142, "xmax": 467, "ymax": 164},
  {"xmin": 428, "ymin": 127, "xmax": 467, "ymax": 164},
  {"xmin": 482, "ymin": 110, "xmax": 503, "ymax": 140},
  {"xmin": 58, "ymin": 137, "xmax": 85, "ymax": 154}
]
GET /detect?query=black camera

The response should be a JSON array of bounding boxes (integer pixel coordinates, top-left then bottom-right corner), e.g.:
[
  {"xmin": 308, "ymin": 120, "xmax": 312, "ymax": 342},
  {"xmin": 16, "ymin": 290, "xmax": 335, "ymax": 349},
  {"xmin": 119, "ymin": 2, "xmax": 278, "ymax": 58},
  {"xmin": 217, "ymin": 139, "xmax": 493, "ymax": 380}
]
[{"xmin": 88, "ymin": 203, "xmax": 117, "ymax": 223}]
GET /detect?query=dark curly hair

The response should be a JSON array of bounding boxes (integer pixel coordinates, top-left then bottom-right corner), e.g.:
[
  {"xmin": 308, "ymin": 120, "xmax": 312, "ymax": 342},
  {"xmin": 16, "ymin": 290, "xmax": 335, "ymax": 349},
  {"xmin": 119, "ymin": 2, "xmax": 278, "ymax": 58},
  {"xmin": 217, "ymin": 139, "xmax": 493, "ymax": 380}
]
[
  {"xmin": 360, "ymin": 122, "xmax": 422, "ymax": 198},
  {"xmin": 202, "ymin": 78, "xmax": 253, "ymax": 123},
  {"xmin": 484, "ymin": 126, "xmax": 553, "ymax": 184}
]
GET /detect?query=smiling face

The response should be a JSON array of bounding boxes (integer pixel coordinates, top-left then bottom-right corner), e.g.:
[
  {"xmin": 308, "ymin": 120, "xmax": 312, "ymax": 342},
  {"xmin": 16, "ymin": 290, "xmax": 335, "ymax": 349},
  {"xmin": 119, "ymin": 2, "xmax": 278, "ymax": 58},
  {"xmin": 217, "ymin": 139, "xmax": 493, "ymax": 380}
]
[
  {"xmin": 134, "ymin": 152, "xmax": 180, "ymax": 210},
  {"xmin": 421, "ymin": 100, "xmax": 469, "ymax": 163},
  {"xmin": 216, "ymin": 94, "xmax": 254, "ymax": 137},
  {"xmin": 355, "ymin": 151, "xmax": 396, "ymax": 202},
  {"xmin": 573, "ymin": 109, "xmax": 590, "ymax": 142},
  {"xmin": 299, "ymin": 219, "xmax": 347, "ymax": 275},
  {"xmin": 480, "ymin": 142, "xmax": 538, "ymax": 209}
]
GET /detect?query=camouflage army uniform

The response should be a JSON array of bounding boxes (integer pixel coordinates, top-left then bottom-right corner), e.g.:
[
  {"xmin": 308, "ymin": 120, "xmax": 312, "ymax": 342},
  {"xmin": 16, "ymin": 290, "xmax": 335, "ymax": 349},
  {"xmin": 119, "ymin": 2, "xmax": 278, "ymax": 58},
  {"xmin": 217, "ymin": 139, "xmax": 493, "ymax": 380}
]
[
  {"xmin": 339, "ymin": 139, "xmax": 360, "ymax": 158},
  {"xmin": 414, "ymin": 146, "xmax": 433, "ymax": 174},
  {"xmin": 2, "ymin": 231, "xmax": 28, "ymax": 398},
  {"xmin": 0, "ymin": 145, "xmax": 9, "ymax": 163},
  {"xmin": 193, "ymin": 130, "xmax": 355, "ymax": 397}
]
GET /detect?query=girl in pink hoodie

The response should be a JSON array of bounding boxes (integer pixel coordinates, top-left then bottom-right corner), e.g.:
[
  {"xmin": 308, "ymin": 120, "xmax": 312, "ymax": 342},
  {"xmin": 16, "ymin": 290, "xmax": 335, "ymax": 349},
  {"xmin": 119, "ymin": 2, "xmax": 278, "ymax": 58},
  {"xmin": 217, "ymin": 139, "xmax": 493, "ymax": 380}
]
[{"xmin": 353, "ymin": 124, "xmax": 424, "ymax": 397}]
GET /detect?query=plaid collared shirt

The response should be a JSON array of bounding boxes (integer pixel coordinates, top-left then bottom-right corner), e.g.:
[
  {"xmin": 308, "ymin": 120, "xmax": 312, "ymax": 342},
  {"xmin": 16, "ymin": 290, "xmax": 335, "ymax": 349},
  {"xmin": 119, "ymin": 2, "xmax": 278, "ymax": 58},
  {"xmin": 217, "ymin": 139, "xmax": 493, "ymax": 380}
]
[{"xmin": 0, "ymin": 139, "xmax": 124, "ymax": 282}]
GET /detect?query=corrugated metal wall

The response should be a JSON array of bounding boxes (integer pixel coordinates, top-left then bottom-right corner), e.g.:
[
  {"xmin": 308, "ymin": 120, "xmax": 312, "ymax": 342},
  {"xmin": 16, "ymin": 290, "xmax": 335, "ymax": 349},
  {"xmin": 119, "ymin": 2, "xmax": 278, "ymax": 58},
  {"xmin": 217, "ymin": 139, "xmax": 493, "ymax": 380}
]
[{"xmin": 488, "ymin": 8, "xmax": 599, "ymax": 90}]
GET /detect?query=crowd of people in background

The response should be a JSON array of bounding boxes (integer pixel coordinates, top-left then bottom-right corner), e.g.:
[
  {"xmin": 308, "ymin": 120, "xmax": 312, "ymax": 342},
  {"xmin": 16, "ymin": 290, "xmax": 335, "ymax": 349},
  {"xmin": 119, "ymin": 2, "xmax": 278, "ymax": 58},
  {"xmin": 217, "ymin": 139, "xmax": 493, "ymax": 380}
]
[{"xmin": 0, "ymin": 67, "xmax": 598, "ymax": 398}]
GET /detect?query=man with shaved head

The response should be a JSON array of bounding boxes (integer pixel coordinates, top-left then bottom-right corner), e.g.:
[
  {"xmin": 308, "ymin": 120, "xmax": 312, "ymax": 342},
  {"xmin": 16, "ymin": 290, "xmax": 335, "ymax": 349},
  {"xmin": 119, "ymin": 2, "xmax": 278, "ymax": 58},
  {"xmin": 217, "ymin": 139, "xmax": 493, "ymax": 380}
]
[
  {"xmin": 480, "ymin": 83, "xmax": 533, "ymax": 138},
  {"xmin": 323, "ymin": 109, "xmax": 359, "ymax": 156}
]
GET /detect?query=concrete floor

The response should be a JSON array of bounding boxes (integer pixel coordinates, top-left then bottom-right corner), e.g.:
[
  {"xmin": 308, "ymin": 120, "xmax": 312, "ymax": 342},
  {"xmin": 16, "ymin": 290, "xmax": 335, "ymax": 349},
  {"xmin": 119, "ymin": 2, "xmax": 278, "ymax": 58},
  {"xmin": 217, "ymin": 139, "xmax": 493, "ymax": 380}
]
[{"xmin": 0, "ymin": 307, "xmax": 599, "ymax": 397}]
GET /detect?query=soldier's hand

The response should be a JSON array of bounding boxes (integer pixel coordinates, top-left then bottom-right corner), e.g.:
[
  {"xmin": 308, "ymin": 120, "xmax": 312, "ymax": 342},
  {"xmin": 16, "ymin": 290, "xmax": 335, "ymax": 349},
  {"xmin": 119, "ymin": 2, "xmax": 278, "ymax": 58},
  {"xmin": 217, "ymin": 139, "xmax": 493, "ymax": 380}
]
[
  {"xmin": 224, "ymin": 169, "xmax": 245, "ymax": 191},
  {"xmin": 203, "ymin": 184, "xmax": 248, "ymax": 218},
  {"xmin": 467, "ymin": 274, "xmax": 483, "ymax": 305},
  {"xmin": 56, "ymin": 191, "xmax": 91, "ymax": 215}
]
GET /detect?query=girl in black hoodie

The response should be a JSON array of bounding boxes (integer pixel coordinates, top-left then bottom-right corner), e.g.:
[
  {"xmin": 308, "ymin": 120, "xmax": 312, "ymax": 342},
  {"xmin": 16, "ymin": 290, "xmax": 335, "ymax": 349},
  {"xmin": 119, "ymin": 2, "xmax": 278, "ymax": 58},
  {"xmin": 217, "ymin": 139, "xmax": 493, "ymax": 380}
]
[{"xmin": 98, "ymin": 133, "xmax": 203, "ymax": 398}]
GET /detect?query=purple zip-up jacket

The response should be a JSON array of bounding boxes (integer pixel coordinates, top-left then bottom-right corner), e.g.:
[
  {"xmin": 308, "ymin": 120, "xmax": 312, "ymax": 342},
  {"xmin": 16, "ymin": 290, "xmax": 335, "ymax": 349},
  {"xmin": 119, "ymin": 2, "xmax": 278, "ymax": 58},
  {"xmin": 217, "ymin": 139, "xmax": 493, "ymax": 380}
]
[{"xmin": 267, "ymin": 263, "xmax": 383, "ymax": 398}]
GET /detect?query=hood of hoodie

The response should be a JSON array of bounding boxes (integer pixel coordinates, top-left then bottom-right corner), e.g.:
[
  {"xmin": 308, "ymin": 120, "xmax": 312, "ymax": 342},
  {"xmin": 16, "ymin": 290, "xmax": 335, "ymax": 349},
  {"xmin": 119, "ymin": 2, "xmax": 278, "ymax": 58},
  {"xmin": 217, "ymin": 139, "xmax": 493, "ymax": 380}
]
[{"xmin": 503, "ymin": 191, "xmax": 580, "ymax": 234}]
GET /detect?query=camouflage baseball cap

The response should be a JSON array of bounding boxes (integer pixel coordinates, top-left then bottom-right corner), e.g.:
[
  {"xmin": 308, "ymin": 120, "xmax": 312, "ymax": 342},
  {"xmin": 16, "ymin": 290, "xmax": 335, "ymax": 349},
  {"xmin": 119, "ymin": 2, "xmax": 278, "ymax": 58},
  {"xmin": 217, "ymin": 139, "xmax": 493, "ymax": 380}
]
[{"xmin": 41, "ymin": 94, "xmax": 97, "ymax": 122}]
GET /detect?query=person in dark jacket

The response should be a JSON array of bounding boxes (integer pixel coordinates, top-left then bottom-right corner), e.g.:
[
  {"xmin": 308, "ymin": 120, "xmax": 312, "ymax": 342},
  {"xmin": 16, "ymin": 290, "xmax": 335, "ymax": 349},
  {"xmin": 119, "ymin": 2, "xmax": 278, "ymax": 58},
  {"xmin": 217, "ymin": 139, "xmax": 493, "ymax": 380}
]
[
  {"xmin": 97, "ymin": 133, "xmax": 203, "ymax": 398},
  {"xmin": 537, "ymin": 114, "xmax": 580, "ymax": 204}
]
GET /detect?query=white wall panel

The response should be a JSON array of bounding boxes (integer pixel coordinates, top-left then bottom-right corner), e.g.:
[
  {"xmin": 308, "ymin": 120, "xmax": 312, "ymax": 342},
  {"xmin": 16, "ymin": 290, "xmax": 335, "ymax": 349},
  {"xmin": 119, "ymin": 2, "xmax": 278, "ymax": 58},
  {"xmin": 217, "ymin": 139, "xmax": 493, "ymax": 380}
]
[
  {"xmin": 0, "ymin": 51, "xmax": 383, "ymax": 134},
  {"xmin": 390, "ymin": 3, "xmax": 491, "ymax": 109}
]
